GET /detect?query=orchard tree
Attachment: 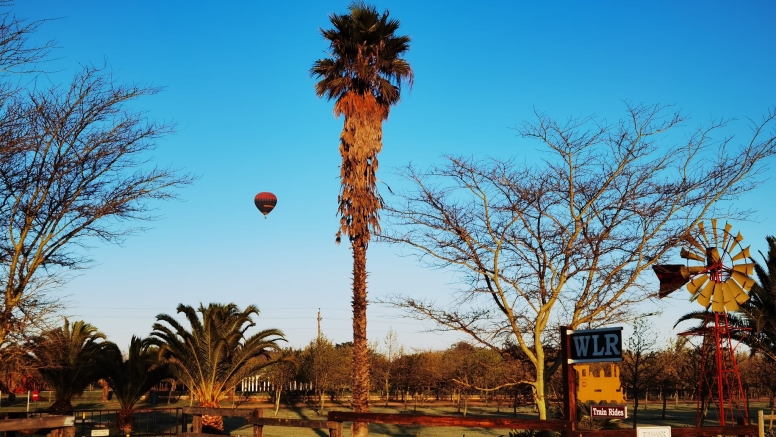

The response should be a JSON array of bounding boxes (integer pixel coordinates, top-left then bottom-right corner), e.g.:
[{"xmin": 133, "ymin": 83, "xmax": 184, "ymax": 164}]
[
  {"xmin": 299, "ymin": 336, "xmax": 350, "ymax": 414},
  {"xmin": 382, "ymin": 104, "xmax": 776, "ymax": 419},
  {"xmin": 620, "ymin": 319, "xmax": 663, "ymax": 428}
]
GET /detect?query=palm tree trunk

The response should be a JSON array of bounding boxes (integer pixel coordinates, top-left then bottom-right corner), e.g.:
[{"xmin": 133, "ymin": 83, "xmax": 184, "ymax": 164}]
[
  {"xmin": 199, "ymin": 401, "xmax": 223, "ymax": 433},
  {"xmin": 49, "ymin": 399, "xmax": 73, "ymax": 415},
  {"xmin": 352, "ymin": 240, "xmax": 370, "ymax": 437},
  {"xmin": 117, "ymin": 409, "xmax": 134, "ymax": 433}
]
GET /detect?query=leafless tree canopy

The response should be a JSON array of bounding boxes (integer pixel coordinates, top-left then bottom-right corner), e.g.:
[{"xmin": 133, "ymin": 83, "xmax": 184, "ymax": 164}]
[
  {"xmin": 0, "ymin": 66, "xmax": 192, "ymax": 345},
  {"xmin": 0, "ymin": 8, "xmax": 55, "ymax": 77},
  {"xmin": 380, "ymin": 103, "xmax": 776, "ymax": 418}
]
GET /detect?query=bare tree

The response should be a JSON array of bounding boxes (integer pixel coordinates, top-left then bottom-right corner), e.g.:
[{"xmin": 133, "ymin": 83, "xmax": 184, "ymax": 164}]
[
  {"xmin": 381, "ymin": 104, "xmax": 776, "ymax": 419},
  {"xmin": 379, "ymin": 328, "xmax": 401, "ymax": 406},
  {"xmin": 0, "ymin": 65, "xmax": 192, "ymax": 345},
  {"xmin": 620, "ymin": 319, "xmax": 663, "ymax": 428}
]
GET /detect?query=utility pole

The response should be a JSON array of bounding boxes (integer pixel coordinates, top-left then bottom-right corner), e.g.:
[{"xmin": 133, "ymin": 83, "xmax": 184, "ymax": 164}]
[{"xmin": 317, "ymin": 308, "xmax": 322, "ymax": 341}]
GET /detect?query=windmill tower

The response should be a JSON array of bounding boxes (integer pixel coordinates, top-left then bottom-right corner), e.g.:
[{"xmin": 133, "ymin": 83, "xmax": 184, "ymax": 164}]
[{"xmin": 652, "ymin": 220, "xmax": 754, "ymax": 427}]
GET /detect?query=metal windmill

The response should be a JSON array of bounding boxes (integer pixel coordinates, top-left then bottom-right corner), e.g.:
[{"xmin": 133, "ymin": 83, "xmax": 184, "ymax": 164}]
[{"xmin": 652, "ymin": 219, "xmax": 753, "ymax": 427}]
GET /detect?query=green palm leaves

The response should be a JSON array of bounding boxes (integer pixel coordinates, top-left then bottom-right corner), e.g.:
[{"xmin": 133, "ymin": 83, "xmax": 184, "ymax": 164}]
[
  {"xmin": 31, "ymin": 319, "xmax": 112, "ymax": 415},
  {"xmin": 311, "ymin": 2, "xmax": 413, "ymax": 106},
  {"xmin": 149, "ymin": 303, "xmax": 285, "ymax": 407},
  {"xmin": 739, "ymin": 236, "xmax": 776, "ymax": 361},
  {"xmin": 100, "ymin": 336, "xmax": 169, "ymax": 431}
]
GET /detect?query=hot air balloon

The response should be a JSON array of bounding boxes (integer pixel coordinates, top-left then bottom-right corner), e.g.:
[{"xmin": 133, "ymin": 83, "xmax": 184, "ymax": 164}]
[{"xmin": 254, "ymin": 192, "xmax": 277, "ymax": 218}]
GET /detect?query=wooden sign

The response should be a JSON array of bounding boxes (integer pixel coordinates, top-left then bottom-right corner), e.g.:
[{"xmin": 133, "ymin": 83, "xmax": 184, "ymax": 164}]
[
  {"xmin": 91, "ymin": 429, "xmax": 110, "ymax": 436},
  {"xmin": 576, "ymin": 364, "xmax": 625, "ymax": 403},
  {"xmin": 568, "ymin": 327, "xmax": 623, "ymax": 363},
  {"xmin": 590, "ymin": 405, "xmax": 627, "ymax": 419}
]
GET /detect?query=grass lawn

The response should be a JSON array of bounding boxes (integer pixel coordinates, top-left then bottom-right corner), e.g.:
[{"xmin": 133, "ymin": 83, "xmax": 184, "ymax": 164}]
[{"xmin": 2, "ymin": 392, "xmax": 774, "ymax": 436}]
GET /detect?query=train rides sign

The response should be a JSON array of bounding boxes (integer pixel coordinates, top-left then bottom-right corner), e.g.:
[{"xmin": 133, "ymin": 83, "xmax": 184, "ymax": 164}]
[
  {"xmin": 590, "ymin": 405, "xmax": 628, "ymax": 419},
  {"xmin": 568, "ymin": 327, "xmax": 623, "ymax": 363}
]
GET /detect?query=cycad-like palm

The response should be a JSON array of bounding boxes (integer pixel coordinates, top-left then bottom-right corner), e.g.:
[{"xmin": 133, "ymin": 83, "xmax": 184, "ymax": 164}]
[
  {"xmin": 31, "ymin": 319, "xmax": 111, "ymax": 415},
  {"xmin": 738, "ymin": 236, "xmax": 776, "ymax": 360},
  {"xmin": 101, "ymin": 336, "xmax": 169, "ymax": 432},
  {"xmin": 311, "ymin": 4, "xmax": 412, "ymax": 432},
  {"xmin": 149, "ymin": 303, "xmax": 284, "ymax": 433}
]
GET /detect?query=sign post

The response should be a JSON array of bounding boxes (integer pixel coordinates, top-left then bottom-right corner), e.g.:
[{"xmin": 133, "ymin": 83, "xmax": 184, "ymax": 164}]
[{"xmin": 560, "ymin": 326, "xmax": 577, "ymax": 435}]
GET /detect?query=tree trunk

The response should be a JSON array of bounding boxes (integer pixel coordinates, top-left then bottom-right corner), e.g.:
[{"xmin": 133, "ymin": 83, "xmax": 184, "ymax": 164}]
[
  {"xmin": 117, "ymin": 409, "xmax": 134, "ymax": 433},
  {"xmin": 199, "ymin": 400, "xmax": 223, "ymax": 433},
  {"xmin": 384, "ymin": 379, "xmax": 389, "ymax": 407},
  {"xmin": 535, "ymin": 354, "xmax": 547, "ymax": 420},
  {"xmin": 351, "ymin": 241, "xmax": 370, "ymax": 437},
  {"xmin": 49, "ymin": 399, "xmax": 73, "ymax": 415},
  {"xmin": 101, "ymin": 380, "xmax": 110, "ymax": 402},
  {"xmin": 274, "ymin": 388, "xmax": 281, "ymax": 417},
  {"xmin": 661, "ymin": 389, "xmax": 667, "ymax": 419},
  {"xmin": 632, "ymin": 389, "xmax": 639, "ymax": 429}
]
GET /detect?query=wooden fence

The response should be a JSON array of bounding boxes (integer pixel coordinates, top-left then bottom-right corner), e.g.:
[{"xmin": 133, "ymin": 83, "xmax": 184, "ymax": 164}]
[
  {"xmin": 182, "ymin": 407, "xmax": 342, "ymax": 437},
  {"xmin": 760, "ymin": 410, "xmax": 776, "ymax": 437},
  {"xmin": 0, "ymin": 415, "xmax": 75, "ymax": 437},
  {"xmin": 181, "ymin": 407, "xmax": 774, "ymax": 437}
]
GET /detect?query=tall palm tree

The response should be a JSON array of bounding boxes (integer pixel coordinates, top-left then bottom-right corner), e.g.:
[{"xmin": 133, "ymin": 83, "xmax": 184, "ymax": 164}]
[
  {"xmin": 149, "ymin": 303, "xmax": 285, "ymax": 433},
  {"xmin": 101, "ymin": 336, "xmax": 170, "ymax": 432},
  {"xmin": 311, "ymin": 4, "xmax": 412, "ymax": 433},
  {"xmin": 31, "ymin": 319, "xmax": 111, "ymax": 415}
]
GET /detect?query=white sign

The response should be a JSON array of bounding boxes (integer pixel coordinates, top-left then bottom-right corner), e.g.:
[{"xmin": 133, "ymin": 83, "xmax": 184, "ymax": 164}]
[
  {"xmin": 91, "ymin": 429, "xmax": 110, "ymax": 437},
  {"xmin": 590, "ymin": 405, "xmax": 627, "ymax": 418},
  {"xmin": 636, "ymin": 426, "xmax": 671, "ymax": 437}
]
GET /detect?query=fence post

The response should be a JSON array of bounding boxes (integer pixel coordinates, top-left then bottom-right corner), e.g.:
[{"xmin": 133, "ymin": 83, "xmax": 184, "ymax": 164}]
[
  {"xmin": 760, "ymin": 410, "xmax": 765, "ymax": 437},
  {"xmin": 329, "ymin": 421, "xmax": 343, "ymax": 437},
  {"xmin": 192, "ymin": 414, "xmax": 202, "ymax": 433},
  {"xmin": 251, "ymin": 408, "xmax": 264, "ymax": 437}
]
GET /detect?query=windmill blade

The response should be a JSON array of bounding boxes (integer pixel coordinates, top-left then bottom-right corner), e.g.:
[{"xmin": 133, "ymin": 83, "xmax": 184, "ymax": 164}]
[
  {"xmin": 723, "ymin": 280, "xmax": 744, "ymax": 300},
  {"xmin": 687, "ymin": 275, "xmax": 709, "ymax": 295},
  {"xmin": 734, "ymin": 231, "xmax": 744, "ymax": 244},
  {"xmin": 720, "ymin": 281, "xmax": 744, "ymax": 311},
  {"xmin": 725, "ymin": 280, "xmax": 751, "ymax": 305},
  {"xmin": 697, "ymin": 280, "xmax": 714, "ymax": 308},
  {"xmin": 685, "ymin": 233, "xmax": 707, "ymax": 253},
  {"xmin": 731, "ymin": 270, "xmax": 755, "ymax": 292},
  {"xmin": 722, "ymin": 222, "xmax": 733, "ymax": 249},
  {"xmin": 724, "ymin": 297, "xmax": 740, "ymax": 312},
  {"xmin": 722, "ymin": 282, "xmax": 735, "ymax": 304},
  {"xmin": 731, "ymin": 246, "xmax": 751, "ymax": 262},
  {"xmin": 732, "ymin": 263, "xmax": 755, "ymax": 276},
  {"xmin": 680, "ymin": 247, "xmax": 706, "ymax": 262},
  {"xmin": 698, "ymin": 221, "xmax": 711, "ymax": 246},
  {"xmin": 711, "ymin": 219, "xmax": 719, "ymax": 247},
  {"xmin": 711, "ymin": 282, "xmax": 725, "ymax": 313}
]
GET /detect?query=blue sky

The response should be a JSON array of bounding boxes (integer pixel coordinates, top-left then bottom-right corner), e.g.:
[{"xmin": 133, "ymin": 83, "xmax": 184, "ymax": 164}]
[{"xmin": 12, "ymin": 1, "xmax": 776, "ymax": 351}]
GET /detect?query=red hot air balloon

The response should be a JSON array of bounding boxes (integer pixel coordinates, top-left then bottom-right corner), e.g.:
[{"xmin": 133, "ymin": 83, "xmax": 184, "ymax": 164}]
[{"xmin": 254, "ymin": 192, "xmax": 277, "ymax": 218}]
